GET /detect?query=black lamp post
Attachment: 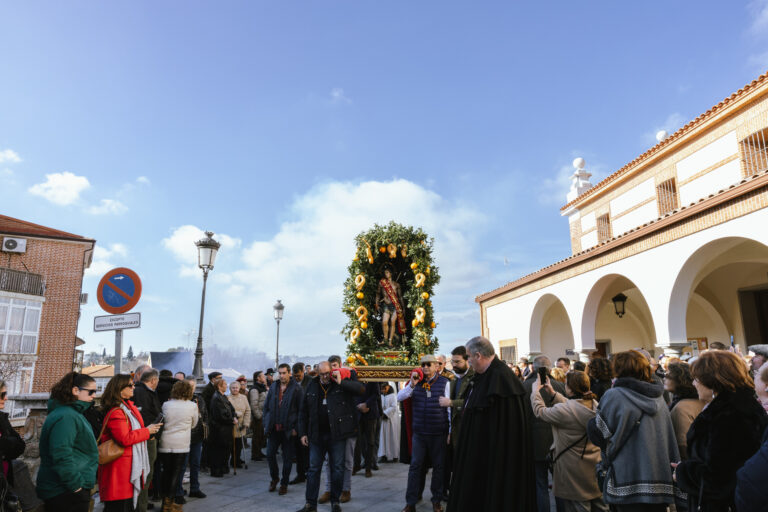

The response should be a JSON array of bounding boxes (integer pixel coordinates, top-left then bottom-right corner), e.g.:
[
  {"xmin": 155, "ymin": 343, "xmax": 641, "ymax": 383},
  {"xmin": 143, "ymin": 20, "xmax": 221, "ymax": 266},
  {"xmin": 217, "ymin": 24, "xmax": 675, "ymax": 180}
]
[
  {"xmin": 612, "ymin": 292, "xmax": 628, "ymax": 318},
  {"xmin": 192, "ymin": 231, "xmax": 220, "ymax": 382},
  {"xmin": 273, "ymin": 300, "xmax": 284, "ymax": 368}
]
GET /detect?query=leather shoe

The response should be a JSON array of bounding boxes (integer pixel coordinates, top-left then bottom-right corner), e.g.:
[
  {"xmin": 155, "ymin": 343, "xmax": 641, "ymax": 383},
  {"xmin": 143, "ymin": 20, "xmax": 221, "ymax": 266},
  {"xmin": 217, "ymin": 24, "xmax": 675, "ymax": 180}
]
[
  {"xmin": 279, "ymin": 485, "xmax": 288, "ymax": 495},
  {"xmin": 296, "ymin": 504, "xmax": 317, "ymax": 512},
  {"xmin": 331, "ymin": 504, "xmax": 342, "ymax": 512},
  {"xmin": 365, "ymin": 469, "xmax": 372, "ymax": 478},
  {"xmin": 318, "ymin": 492, "xmax": 331, "ymax": 504},
  {"xmin": 401, "ymin": 506, "xmax": 415, "ymax": 512},
  {"xmin": 340, "ymin": 491, "xmax": 351, "ymax": 503},
  {"xmin": 188, "ymin": 491, "xmax": 206, "ymax": 499},
  {"xmin": 432, "ymin": 502, "xmax": 444, "ymax": 512},
  {"xmin": 269, "ymin": 479, "xmax": 279, "ymax": 492},
  {"xmin": 289, "ymin": 475, "xmax": 306, "ymax": 485}
]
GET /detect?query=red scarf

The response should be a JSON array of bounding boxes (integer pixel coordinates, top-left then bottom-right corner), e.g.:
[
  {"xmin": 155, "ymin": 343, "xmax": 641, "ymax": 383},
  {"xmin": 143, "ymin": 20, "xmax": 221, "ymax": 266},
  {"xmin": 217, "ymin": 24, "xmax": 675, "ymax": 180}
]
[{"xmin": 380, "ymin": 278, "xmax": 406, "ymax": 334}]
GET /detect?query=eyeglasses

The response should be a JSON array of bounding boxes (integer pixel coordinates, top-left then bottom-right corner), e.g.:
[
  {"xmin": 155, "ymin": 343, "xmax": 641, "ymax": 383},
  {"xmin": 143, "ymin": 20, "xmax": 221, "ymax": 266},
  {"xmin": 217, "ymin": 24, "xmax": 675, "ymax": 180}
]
[
  {"xmin": 421, "ymin": 363, "xmax": 433, "ymax": 368},
  {"xmin": 122, "ymin": 383, "xmax": 135, "ymax": 390},
  {"xmin": 78, "ymin": 387, "xmax": 97, "ymax": 396}
]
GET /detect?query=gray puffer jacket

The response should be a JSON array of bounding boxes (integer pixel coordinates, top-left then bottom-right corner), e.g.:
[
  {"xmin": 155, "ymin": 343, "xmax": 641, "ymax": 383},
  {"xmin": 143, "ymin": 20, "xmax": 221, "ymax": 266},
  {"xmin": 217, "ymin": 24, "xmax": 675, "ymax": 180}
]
[{"xmin": 587, "ymin": 377, "xmax": 685, "ymax": 507}]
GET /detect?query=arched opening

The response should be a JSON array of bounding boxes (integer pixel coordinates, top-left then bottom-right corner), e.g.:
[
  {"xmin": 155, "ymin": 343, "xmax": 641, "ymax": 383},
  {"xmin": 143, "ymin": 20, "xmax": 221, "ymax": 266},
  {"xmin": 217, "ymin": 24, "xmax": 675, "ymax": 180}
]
[
  {"xmin": 529, "ymin": 294, "xmax": 574, "ymax": 359},
  {"xmin": 670, "ymin": 237, "xmax": 768, "ymax": 349},
  {"xmin": 582, "ymin": 274, "xmax": 657, "ymax": 357}
]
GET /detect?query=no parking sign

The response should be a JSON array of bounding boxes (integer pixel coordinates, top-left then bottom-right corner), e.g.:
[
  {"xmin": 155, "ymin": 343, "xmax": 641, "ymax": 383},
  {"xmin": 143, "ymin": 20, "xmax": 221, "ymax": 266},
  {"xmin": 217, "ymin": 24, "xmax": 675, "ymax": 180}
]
[
  {"xmin": 97, "ymin": 267, "xmax": 142, "ymax": 314},
  {"xmin": 95, "ymin": 267, "xmax": 142, "ymax": 374}
]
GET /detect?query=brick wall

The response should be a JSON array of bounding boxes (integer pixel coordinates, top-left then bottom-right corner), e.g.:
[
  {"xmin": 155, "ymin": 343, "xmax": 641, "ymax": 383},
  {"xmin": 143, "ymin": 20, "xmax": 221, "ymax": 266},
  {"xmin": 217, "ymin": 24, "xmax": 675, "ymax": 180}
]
[{"xmin": 1, "ymin": 237, "xmax": 91, "ymax": 392}]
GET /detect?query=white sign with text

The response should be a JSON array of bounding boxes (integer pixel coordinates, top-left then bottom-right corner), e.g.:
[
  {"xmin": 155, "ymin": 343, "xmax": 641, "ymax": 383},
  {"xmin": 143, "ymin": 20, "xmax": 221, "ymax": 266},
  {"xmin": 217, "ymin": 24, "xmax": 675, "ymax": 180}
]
[{"xmin": 94, "ymin": 313, "xmax": 141, "ymax": 332}]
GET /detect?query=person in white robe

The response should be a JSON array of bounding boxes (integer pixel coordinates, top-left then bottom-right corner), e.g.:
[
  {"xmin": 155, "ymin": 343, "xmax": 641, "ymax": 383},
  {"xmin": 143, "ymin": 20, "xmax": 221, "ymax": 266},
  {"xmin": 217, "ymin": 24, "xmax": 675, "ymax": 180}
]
[{"xmin": 378, "ymin": 382, "xmax": 400, "ymax": 462}]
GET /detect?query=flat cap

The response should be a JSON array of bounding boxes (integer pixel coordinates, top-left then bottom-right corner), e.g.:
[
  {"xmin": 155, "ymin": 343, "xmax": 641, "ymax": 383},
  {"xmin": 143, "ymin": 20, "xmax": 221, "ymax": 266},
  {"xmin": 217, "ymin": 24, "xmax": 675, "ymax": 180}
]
[{"xmin": 419, "ymin": 354, "xmax": 438, "ymax": 364}]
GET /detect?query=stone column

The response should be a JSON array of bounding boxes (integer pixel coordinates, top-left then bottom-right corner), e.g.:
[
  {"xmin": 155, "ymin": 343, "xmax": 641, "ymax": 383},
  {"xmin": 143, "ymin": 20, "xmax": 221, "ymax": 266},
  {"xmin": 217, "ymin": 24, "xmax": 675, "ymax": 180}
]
[
  {"xmin": 579, "ymin": 349, "xmax": 597, "ymax": 362},
  {"xmin": 656, "ymin": 344, "xmax": 689, "ymax": 358}
]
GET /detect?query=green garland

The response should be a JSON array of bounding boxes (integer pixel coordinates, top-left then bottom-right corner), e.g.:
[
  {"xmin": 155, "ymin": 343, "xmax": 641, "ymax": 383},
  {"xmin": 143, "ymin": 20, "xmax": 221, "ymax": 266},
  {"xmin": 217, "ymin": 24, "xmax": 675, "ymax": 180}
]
[{"xmin": 342, "ymin": 222, "xmax": 441, "ymax": 366}]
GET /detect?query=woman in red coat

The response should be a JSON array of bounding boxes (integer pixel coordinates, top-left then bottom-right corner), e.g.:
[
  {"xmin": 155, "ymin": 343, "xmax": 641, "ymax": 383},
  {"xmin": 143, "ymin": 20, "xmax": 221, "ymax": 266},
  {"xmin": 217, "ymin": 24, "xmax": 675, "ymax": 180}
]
[{"xmin": 98, "ymin": 374, "xmax": 162, "ymax": 512}]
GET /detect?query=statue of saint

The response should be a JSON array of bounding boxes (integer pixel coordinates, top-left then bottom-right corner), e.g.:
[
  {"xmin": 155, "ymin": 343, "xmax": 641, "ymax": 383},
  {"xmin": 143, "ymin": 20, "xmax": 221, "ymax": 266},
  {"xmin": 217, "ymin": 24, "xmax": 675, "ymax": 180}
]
[{"xmin": 375, "ymin": 267, "xmax": 406, "ymax": 346}]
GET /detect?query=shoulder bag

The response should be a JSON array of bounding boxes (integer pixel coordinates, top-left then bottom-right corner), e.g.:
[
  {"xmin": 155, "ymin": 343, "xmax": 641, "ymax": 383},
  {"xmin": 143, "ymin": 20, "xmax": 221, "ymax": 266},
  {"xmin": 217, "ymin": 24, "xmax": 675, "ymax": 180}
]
[
  {"xmin": 546, "ymin": 433, "xmax": 587, "ymax": 474},
  {"xmin": 97, "ymin": 408, "xmax": 129, "ymax": 465}
]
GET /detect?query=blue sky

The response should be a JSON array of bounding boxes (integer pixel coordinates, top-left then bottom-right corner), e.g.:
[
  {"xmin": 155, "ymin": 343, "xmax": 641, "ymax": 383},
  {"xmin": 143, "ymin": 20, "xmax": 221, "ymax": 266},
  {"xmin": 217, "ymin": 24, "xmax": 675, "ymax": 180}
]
[{"xmin": 1, "ymin": 1, "xmax": 766, "ymax": 360}]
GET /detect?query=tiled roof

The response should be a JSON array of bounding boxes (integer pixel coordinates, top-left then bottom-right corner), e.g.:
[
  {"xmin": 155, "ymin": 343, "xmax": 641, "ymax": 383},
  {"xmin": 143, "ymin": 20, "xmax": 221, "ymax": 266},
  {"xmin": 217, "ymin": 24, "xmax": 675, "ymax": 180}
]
[
  {"xmin": 477, "ymin": 168, "xmax": 768, "ymax": 303},
  {"xmin": 560, "ymin": 70, "xmax": 768, "ymax": 212},
  {"xmin": 0, "ymin": 214, "xmax": 94, "ymax": 242},
  {"xmin": 82, "ymin": 364, "xmax": 114, "ymax": 378}
]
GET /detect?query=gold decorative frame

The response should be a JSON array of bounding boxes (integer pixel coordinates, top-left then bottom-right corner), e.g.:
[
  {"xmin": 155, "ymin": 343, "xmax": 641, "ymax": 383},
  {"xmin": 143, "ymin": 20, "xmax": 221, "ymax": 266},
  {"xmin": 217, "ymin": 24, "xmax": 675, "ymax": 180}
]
[{"xmin": 352, "ymin": 365, "xmax": 414, "ymax": 382}]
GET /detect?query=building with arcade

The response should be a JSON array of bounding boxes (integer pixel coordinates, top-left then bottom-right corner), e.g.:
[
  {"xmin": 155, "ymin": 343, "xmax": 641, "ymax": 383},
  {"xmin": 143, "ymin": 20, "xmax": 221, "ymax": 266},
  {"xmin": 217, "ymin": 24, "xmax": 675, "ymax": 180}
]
[{"xmin": 477, "ymin": 71, "xmax": 768, "ymax": 363}]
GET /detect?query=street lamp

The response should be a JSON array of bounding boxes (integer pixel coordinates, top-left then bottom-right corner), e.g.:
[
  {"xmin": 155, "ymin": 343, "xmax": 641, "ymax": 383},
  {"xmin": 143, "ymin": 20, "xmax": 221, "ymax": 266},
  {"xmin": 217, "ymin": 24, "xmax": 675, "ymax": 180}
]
[
  {"xmin": 273, "ymin": 300, "xmax": 284, "ymax": 368},
  {"xmin": 612, "ymin": 292, "xmax": 628, "ymax": 318},
  {"xmin": 192, "ymin": 231, "xmax": 221, "ymax": 382}
]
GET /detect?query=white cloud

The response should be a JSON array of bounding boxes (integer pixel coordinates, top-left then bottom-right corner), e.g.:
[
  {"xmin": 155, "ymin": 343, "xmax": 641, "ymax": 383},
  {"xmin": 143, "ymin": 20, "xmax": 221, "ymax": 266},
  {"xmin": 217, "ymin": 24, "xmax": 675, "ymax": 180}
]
[
  {"xmin": 28, "ymin": 172, "xmax": 90, "ymax": 206},
  {"xmin": 162, "ymin": 225, "xmax": 241, "ymax": 282},
  {"xmin": 330, "ymin": 87, "xmax": 352, "ymax": 105},
  {"xmin": 748, "ymin": 0, "xmax": 768, "ymax": 38},
  {"xmin": 85, "ymin": 243, "xmax": 128, "ymax": 277},
  {"xmin": 87, "ymin": 199, "xmax": 128, "ymax": 215},
  {"xmin": 0, "ymin": 149, "xmax": 21, "ymax": 164},
  {"xmin": 163, "ymin": 179, "xmax": 487, "ymax": 355},
  {"xmin": 137, "ymin": 176, "xmax": 151, "ymax": 185},
  {"xmin": 643, "ymin": 112, "xmax": 687, "ymax": 146}
]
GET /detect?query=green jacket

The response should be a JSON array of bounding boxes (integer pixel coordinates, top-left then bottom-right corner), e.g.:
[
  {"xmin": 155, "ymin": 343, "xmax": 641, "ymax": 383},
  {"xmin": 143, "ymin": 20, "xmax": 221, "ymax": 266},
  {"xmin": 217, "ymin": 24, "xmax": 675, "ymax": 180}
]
[{"xmin": 36, "ymin": 399, "xmax": 99, "ymax": 500}]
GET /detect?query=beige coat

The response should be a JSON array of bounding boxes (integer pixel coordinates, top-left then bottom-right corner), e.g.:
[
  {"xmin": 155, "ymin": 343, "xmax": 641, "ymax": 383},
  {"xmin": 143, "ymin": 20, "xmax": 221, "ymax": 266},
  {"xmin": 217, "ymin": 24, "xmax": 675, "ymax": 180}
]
[
  {"xmin": 670, "ymin": 398, "xmax": 704, "ymax": 459},
  {"xmin": 249, "ymin": 386, "xmax": 267, "ymax": 421},
  {"xmin": 228, "ymin": 393, "xmax": 252, "ymax": 438},
  {"xmin": 531, "ymin": 389, "xmax": 602, "ymax": 501}
]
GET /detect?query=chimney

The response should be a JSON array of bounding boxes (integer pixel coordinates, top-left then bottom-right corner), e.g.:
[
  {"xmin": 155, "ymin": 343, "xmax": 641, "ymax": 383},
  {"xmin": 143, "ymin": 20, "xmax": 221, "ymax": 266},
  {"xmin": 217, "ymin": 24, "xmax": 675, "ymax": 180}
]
[{"xmin": 567, "ymin": 157, "xmax": 593, "ymax": 203}]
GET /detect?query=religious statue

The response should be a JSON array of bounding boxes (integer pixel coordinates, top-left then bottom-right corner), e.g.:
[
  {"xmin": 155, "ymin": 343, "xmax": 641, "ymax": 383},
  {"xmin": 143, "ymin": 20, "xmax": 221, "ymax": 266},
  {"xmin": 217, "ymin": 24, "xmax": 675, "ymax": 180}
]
[{"xmin": 375, "ymin": 266, "xmax": 406, "ymax": 346}]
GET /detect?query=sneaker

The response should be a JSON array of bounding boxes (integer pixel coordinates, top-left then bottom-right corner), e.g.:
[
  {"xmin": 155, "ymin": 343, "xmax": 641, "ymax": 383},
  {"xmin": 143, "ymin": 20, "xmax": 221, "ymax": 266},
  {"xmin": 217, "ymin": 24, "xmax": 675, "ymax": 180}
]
[
  {"xmin": 340, "ymin": 491, "xmax": 351, "ymax": 503},
  {"xmin": 318, "ymin": 492, "xmax": 331, "ymax": 504},
  {"xmin": 189, "ymin": 490, "xmax": 207, "ymax": 499}
]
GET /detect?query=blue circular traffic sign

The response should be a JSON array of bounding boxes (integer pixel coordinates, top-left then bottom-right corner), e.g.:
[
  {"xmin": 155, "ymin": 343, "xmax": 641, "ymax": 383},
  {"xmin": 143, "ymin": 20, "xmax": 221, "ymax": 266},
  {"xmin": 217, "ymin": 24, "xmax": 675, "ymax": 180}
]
[{"xmin": 97, "ymin": 267, "xmax": 142, "ymax": 314}]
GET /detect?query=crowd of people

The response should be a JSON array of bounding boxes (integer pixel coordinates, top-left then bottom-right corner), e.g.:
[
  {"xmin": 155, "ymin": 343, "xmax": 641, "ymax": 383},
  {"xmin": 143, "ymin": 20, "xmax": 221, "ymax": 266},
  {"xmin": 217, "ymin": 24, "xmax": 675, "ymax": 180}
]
[{"xmin": 0, "ymin": 338, "xmax": 762, "ymax": 511}]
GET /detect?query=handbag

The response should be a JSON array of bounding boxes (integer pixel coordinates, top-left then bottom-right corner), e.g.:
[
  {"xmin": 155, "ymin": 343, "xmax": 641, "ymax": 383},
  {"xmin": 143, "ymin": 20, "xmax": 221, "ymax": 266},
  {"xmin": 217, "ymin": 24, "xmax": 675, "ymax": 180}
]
[
  {"xmin": 596, "ymin": 411, "xmax": 645, "ymax": 490},
  {"xmin": 97, "ymin": 408, "xmax": 129, "ymax": 465},
  {"xmin": 546, "ymin": 433, "xmax": 587, "ymax": 474}
]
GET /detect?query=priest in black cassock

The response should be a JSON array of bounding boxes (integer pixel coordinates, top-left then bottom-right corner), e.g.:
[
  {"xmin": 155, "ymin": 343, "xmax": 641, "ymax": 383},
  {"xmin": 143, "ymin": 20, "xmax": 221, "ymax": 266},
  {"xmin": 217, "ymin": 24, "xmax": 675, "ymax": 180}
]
[{"xmin": 447, "ymin": 336, "xmax": 535, "ymax": 512}]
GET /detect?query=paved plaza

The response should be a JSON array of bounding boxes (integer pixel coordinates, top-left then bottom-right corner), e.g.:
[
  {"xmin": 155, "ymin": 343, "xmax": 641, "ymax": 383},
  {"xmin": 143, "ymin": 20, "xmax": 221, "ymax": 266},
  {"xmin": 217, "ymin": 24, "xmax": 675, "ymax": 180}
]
[{"xmin": 95, "ymin": 459, "xmax": 437, "ymax": 512}]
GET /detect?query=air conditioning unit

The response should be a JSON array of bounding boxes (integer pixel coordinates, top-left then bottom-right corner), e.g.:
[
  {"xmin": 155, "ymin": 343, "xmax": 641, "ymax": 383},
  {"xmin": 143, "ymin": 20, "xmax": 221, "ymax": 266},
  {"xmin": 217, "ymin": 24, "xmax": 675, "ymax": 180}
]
[{"xmin": 1, "ymin": 238, "xmax": 27, "ymax": 253}]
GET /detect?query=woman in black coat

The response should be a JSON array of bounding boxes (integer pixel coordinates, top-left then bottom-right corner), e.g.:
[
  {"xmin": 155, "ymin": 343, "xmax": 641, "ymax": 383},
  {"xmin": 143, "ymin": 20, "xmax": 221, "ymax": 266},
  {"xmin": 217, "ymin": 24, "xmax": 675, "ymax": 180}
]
[
  {"xmin": 208, "ymin": 379, "xmax": 236, "ymax": 477},
  {"xmin": 674, "ymin": 351, "xmax": 768, "ymax": 511},
  {"xmin": 0, "ymin": 380, "xmax": 26, "ymax": 504}
]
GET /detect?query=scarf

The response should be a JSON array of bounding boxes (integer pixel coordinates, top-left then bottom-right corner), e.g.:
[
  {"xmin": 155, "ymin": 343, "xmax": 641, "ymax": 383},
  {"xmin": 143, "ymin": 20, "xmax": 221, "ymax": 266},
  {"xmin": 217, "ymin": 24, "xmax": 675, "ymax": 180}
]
[{"xmin": 121, "ymin": 403, "xmax": 150, "ymax": 507}]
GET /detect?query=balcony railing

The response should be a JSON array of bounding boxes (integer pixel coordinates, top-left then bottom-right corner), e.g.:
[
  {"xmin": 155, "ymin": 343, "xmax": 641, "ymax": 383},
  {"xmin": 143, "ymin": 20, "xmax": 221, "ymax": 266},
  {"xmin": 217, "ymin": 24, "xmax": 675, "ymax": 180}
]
[{"xmin": 0, "ymin": 268, "xmax": 45, "ymax": 297}]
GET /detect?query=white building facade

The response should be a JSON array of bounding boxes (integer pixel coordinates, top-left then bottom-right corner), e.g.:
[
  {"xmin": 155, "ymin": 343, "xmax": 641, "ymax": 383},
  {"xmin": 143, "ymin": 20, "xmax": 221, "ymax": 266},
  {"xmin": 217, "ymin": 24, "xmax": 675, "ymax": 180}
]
[{"xmin": 478, "ymin": 72, "xmax": 768, "ymax": 363}]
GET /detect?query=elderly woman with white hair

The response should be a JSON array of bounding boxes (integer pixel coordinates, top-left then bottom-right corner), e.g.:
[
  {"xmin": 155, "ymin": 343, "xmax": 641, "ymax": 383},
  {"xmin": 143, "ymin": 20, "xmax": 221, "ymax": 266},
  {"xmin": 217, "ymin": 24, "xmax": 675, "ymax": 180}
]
[{"xmin": 228, "ymin": 381, "xmax": 251, "ymax": 468}]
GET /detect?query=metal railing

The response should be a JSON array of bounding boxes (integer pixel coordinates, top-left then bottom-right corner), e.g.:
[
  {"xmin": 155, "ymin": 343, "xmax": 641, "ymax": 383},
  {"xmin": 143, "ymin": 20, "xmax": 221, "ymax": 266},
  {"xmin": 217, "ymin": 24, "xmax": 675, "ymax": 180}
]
[
  {"xmin": 0, "ymin": 268, "xmax": 45, "ymax": 297},
  {"xmin": 741, "ymin": 128, "xmax": 768, "ymax": 176}
]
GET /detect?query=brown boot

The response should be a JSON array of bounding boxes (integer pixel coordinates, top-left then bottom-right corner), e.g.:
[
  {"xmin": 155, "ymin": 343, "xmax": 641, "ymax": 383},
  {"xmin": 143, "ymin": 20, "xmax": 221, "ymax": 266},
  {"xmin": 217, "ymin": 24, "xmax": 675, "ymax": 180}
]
[
  {"xmin": 432, "ymin": 502, "xmax": 443, "ymax": 512},
  {"xmin": 318, "ymin": 492, "xmax": 331, "ymax": 504},
  {"xmin": 269, "ymin": 479, "xmax": 279, "ymax": 492},
  {"xmin": 171, "ymin": 502, "xmax": 184, "ymax": 512},
  {"xmin": 161, "ymin": 498, "xmax": 173, "ymax": 512},
  {"xmin": 279, "ymin": 485, "xmax": 288, "ymax": 495},
  {"xmin": 340, "ymin": 491, "xmax": 351, "ymax": 503}
]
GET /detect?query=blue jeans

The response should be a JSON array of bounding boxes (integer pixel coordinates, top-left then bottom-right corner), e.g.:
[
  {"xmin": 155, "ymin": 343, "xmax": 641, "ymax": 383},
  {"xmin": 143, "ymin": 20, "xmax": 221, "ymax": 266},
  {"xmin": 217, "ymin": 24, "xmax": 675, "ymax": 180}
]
[
  {"xmin": 535, "ymin": 461, "xmax": 550, "ymax": 512},
  {"xmin": 306, "ymin": 433, "xmax": 345, "ymax": 506},
  {"xmin": 176, "ymin": 441, "xmax": 203, "ymax": 496},
  {"xmin": 406, "ymin": 433, "xmax": 446, "ymax": 506},
  {"xmin": 267, "ymin": 430, "xmax": 295, "ymax": 486}
]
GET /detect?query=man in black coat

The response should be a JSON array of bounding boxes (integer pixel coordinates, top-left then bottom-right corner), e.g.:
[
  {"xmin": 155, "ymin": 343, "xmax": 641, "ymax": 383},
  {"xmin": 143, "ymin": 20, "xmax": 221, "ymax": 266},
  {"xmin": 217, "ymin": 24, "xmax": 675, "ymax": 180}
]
[
  {"xmin": 132, "ymin": 368, "xmax": 162, "ymax": 512},
  {"xmin": 209, "ymin": 379, "xmax": 236, "ymax": 478},
  {"xmin": 264, "ymin": 363, "xmax": 303, "ymax": 495},
  {"xmin": 291, "ymin": 362, "xmax": 312, "ymax": 485},
  {"xmin": 353, "ymin": 381, "xmax": 381, "ymax": 478},
  {"xmin": 156, "ymin": 369, "xmax": 176, "ymax": 405},
  {"xmin": 448, "ymin": 337, "xmax": 535, "ymax": 512},
  {"xmin": 296, "ymin": 362, "xmax": 364, "ymax": 512},
  {"xmin": 522, "ymin": 355, "xmax": 565, "ymax": 512}
]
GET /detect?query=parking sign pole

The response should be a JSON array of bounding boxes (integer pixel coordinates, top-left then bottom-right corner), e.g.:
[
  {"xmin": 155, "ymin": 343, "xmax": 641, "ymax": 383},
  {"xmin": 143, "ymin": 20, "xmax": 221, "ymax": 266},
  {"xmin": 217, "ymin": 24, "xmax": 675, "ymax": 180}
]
[{"xmin": 115, "ymin": 329, "xmax": 123, "ymax": 375}]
